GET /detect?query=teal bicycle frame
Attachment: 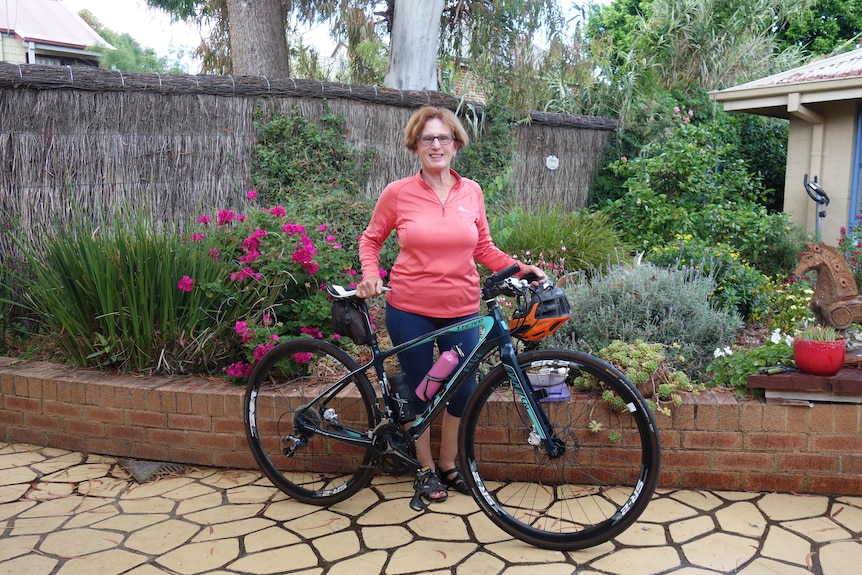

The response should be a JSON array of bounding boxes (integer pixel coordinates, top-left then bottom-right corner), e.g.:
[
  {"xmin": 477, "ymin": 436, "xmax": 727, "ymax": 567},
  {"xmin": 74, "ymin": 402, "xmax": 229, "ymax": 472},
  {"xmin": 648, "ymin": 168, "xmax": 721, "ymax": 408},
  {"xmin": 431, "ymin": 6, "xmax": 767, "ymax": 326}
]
[{"xmin": 299, "ymin": 265, "xmax": 563, "ymax": 468}]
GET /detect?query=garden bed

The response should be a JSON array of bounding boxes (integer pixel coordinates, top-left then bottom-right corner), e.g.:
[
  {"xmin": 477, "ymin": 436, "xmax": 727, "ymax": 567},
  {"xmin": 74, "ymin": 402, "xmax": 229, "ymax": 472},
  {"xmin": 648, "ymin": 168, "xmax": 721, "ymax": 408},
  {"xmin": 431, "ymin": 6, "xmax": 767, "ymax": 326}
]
[{"xmin": 1, "ymin": 356, "xmax": 860, "ymax": 495}]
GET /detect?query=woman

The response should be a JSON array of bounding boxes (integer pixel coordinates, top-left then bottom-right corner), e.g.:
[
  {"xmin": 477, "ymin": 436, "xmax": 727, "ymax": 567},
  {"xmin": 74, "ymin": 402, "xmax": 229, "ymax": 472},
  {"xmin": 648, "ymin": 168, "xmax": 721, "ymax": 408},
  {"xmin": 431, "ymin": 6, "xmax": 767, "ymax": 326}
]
[{"xmin": 356, "ymin": 106, "xmax": 546, "ymax": 503}]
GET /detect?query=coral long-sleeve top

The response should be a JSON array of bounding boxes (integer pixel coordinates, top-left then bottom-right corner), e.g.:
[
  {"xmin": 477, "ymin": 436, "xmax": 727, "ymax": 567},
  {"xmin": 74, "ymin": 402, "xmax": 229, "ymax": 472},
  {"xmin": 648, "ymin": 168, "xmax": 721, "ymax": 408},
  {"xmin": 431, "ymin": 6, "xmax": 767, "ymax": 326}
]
[{"xmin": 359, "ymin": 170, "xmax": 519, "ymax": 318}]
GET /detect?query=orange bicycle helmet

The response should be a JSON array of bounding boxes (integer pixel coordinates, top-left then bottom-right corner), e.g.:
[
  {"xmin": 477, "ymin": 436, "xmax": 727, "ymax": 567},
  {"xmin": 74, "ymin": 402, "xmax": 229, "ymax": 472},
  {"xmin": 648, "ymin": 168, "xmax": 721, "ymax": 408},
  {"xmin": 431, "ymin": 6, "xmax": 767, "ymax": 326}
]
[{"xmin": 508, "ymin": 283, "xmax": 572, "ymax": 341}]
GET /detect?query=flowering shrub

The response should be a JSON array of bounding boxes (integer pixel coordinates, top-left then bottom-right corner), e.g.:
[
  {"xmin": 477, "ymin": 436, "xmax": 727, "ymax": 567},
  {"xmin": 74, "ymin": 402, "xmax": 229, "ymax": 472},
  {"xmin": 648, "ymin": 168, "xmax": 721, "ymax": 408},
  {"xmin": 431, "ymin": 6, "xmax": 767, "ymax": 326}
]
[
  {"xmin": 186, "ymin": 191, "xmax": 381, "ymax": 379},
  {"xmin": 705, "ymin": 329, "xmax": 795, "ymax": 393},
  {"xmin": 648, "ymin": 234, "xmax": 770, "ymax": 319},
  {"xmin": 837, "ymin": 224, "xmax": 862, "ymax": 289}
]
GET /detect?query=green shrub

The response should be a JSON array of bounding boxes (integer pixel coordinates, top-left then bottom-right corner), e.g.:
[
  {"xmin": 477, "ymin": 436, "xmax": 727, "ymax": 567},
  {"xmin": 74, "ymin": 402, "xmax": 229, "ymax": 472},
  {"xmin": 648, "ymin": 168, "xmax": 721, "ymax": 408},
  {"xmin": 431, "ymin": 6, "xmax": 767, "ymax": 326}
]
[
  {"xmin": 705, "ymin": 329, "xmax": 795, "ymax": 394},
  {"xmin": 573, "ymin": 339, "xmax": 700, "ymax": 417},
  {"xmin": 599, "ymin": 117, "xmax": 805, "ymax": 278},
  {"xmin": 250, "ymin": 103, "xmax": 375, "ymax": 204},
  {"xmin": 549, "ymin": 262, "xmax": 742, "ymax": 376},
  {"xmin": 16, "ymin": 207, "xmax": 279, "ymax": 374},
  {"xmin": 760, "ymin": 277, "xmax": 817, "ymax": 333},
  {"xmin": 497, "ymin": 207, "xmax": 632, "ymax": 280},
  {"xmin": 647, "ymin": 235, "xmax": 771, "ymax": 319}
]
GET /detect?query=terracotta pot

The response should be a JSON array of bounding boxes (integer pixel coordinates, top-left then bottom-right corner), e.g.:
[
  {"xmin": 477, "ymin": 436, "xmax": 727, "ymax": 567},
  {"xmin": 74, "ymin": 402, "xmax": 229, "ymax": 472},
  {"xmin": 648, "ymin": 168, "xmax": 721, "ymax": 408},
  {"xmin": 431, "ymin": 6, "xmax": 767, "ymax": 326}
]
[{"xmin": 793, "ymin": 338, "xmax": 846, "ymax": 376}]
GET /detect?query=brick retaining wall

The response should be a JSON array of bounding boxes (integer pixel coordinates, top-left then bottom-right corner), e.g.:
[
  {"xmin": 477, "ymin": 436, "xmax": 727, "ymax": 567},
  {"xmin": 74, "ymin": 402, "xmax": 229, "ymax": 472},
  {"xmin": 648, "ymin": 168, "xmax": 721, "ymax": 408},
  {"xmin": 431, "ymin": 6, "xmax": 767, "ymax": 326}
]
[{"xmin": 2, "ymin": 357, "xmax": 861, "ymax": 495}]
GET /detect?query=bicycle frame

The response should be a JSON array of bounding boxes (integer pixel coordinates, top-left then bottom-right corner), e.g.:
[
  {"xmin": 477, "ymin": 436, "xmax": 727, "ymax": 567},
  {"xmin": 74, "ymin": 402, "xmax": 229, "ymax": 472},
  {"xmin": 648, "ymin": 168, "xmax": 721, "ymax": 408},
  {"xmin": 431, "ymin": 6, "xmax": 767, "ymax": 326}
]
[{"xmin": 300, "ymin": 284, "xmax": 563, "ymax": 469}]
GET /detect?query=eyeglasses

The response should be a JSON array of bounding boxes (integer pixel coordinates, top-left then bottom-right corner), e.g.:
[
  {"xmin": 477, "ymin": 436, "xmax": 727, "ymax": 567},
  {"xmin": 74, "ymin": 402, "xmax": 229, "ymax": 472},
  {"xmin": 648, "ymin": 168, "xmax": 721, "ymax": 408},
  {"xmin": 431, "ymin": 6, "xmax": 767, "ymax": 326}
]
[{"xmin": 418, "ymin": 134, "xmax": 455, "ymax": 146}]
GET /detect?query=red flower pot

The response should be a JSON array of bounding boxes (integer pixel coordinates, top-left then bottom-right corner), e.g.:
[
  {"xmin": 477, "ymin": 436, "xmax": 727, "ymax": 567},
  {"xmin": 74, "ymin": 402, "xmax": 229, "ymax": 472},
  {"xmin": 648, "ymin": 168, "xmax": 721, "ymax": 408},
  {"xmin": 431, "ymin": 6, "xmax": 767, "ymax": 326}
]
[{"xmin": 793, "ymin": 339, "xmax": 846, "ymax": 376}]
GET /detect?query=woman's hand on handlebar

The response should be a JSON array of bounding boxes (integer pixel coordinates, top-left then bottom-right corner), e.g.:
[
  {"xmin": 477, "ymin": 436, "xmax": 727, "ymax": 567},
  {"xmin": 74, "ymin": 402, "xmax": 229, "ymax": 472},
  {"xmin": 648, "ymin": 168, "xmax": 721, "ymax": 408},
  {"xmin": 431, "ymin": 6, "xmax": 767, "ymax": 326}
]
[
  {"xmin": 356, "ymin": 276, "xmax": 384, "ymax": 299},
  {"xmin": 519, "ymin": 264, "xmax": 548, "ymax": 285}
]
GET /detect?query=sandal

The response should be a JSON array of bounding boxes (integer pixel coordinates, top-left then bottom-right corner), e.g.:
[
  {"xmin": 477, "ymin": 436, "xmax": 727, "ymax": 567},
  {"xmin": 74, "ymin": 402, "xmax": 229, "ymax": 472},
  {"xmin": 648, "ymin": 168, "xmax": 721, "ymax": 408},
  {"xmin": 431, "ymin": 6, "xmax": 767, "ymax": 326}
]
[
  {"xmin": 415, "ymin": 469, "xmax": 448, "ymax": 503},
  {"xmin": 439, "ymin": 467, "xmax": 470, "ymax": 495}
]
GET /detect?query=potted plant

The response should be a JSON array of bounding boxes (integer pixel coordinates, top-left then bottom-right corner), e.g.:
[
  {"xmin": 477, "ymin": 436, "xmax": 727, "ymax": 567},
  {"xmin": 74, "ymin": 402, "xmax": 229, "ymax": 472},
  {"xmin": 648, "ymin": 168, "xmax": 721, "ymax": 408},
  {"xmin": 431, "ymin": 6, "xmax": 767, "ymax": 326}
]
[{"xmin": 793, "ymin": 325, "xmax": 846, "ymax": 376}]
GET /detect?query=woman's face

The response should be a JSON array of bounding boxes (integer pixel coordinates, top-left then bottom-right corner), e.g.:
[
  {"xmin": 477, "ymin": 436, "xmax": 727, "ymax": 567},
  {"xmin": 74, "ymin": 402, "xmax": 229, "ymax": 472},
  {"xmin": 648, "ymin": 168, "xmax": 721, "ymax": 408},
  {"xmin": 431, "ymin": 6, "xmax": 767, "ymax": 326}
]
[{"xmin": 415, "ymin": 118, "xmax": 457, "ymax": 173}]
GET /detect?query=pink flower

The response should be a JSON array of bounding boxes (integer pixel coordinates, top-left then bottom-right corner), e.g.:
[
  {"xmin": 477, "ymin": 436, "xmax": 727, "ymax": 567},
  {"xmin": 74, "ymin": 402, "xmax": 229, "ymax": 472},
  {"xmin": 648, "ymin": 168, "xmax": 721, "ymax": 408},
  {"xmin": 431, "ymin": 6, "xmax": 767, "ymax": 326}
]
[
  {"xmin": 217, "ymin": 209, "xmax": 235, "ymax": 225},
  {"xmin": 237, "ymin": 214, "xmax": 247, "ymax": 221},
  {"xmin": 189, "ymin": 232, "xmax": 204, "ymax": 242},
  {"xmin": 318, "ymin": 224, "xmax": 328, "ymax": 232},
  {"xmin": 197, "ymin": 215, "xmax": 211, "ymax": 225},
  {"xmin": 177, "ymin": 276, "xmax": 194, "ymax": 292},
  {"xmin": 378, "ymin": 268, "xmax": 388, "ymax": 278},
  {"xmin": 247, "ymin": 190, "xmax": 257, "ymax": 200},
  {"xmin": 293, "ymin": 352, "xmax": 313, "ymax": 364},
  {"xmin": 282, "ymin": 223, "xmax": 306, "ymax": 235},
  {"xmin": 269, "ymin": 205, "xmax": 287, "ymax": 217},
  {"xmin": 326, "ymin": 234, "xmax": 336, "ymax": 242},
  {"xmin": 301, "ymin": 326, "xmax": 323, "ymax": 339},
  {"xmin": 208, "ymin": 248, "xmax": 220, "ymax": 260},
  {"xmin": 234, "ymin": 321, "xmax": 248, "ymax": 334},
  {"xmin": 227, "ymin": 362, "xmax": 253, "ymax": 378},
  {"xmin": 673, "ymin": 106, "xmax": 680, "ymax": 113},
  {"xmin": 254, "ymin": 343, "xmax": 275, "ymax": 361}
]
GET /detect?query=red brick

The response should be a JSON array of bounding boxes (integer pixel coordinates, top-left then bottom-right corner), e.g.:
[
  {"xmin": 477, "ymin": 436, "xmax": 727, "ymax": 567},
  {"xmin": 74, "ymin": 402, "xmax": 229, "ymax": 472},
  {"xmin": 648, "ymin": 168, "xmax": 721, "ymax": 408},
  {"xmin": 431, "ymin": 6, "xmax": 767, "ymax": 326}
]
[
  {"xmin": 671, "ymin": 401, "xmax": 695, "ymax": 431},
  {"xmin": 188, "ymin": 431, "xmax": 235, "ymax": 451},
  {"xmin": 777, "ymin": 453, "xmax": 839, "ymax": 473},
  {"xmin": 661, "ymin": 449, "xmax": 711, "ymax": 469},
  {"xmin": 25, "ymin": 413, "xmax": 63, "ymax": 432},
  {"xmin": 4, "ymin": 395, "xmax": 41, "ymax": 413},
  {"xmin": 148, "ymin": 428, "xmax": 189, "ymax": 446},
  {"xmin": 214, "ymin": 451, "xmax": 257, "ymax": 470},
  {"xmin": 105, "ymin": 424, "xmax": 147, "ymax": 442},
  {"xmin": 740, "ymin": 401, "xmax": 763, "ymax": 431},
  {"xmin": 678, "ymin": 470, "xmax": 742, "ymax": 491},
  {"xmin": 714, "ymin": 451, "xmax": 774, "ymax": 472},
  {"xmin": 127, "ymin": 411, "xmax": 167, "ymax": 428},
  {"xmin": 0, "ymin": 410, "xmax": 25, "ymax": 428},
  {"xmin": 87, "ymin": 438, "xmax": 131, "ymax": 459},
  {"xmin": 170, "ymin": 447, "xmax": 215, "ymax": 467},
  {"xmin": 167, "ymin": 413, "xmax": 211, "ymax": 432},
  {"xmin": 694, "ymin": 402, "xmax": 719, "ymax": 431},
  {"xmin": 44, "ymin": 400, "xmax": 83, "ymax": 418},
  {"xmin": 810, "ymin": 404, "xmax": 835, "ymax": 432},
  {"xmin": 744, "ymin": 472, "xmax": 804, "ymax": 493},
  {"xmin": 762, "ymin": 404, "xmax": 787, "ymax": 432},
  {"xmin": 786, "ymin": 406, "xmax": 814, "ymax": 433},
  {"xmin": 7, "ymin": 426, "xmax": 47, "ymax": 445},
  {"xmin": 83, "ymin": 406, "xmax": 125, "ymax": 425},
  {"xmin": 812, "ymin": 434, "xmax": 862, "ymax": 453},
  {"xmin": 683, "ymin": 430, "xmax": 742, "ymax": 450},
  {"xmin": 213, "ymin": 418, "xmax": 245, "ymax": 434},
  {"xmin": 67, "ymin": 419, "xmax": 105, "ymax": 437},
  {"xmin": 45, "ymin": 431, "xmax": 86, "ymax": 453},
  {"xmin": 807, "ymin": 474, "xmax": 862, "ymax": 496},
  {"xmin": 832, "ymin": 405, "xmax": 860, "ymax": 433},
  {"xmin": 745, "ymin": 432, "xmax": 806, "ymax": 451}
]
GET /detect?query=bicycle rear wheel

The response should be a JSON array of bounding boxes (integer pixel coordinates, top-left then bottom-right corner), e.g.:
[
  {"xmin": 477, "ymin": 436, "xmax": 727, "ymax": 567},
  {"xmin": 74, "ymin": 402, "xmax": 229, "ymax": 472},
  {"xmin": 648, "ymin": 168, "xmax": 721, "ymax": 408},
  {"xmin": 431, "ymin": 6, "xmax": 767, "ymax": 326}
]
[
  {"xmin": 244, "ymin": 338, "xmax": 378, "ymax": 505},
  {"xmin": 460, "ymin": 348, "xmax": 660, "ymax": 550}
]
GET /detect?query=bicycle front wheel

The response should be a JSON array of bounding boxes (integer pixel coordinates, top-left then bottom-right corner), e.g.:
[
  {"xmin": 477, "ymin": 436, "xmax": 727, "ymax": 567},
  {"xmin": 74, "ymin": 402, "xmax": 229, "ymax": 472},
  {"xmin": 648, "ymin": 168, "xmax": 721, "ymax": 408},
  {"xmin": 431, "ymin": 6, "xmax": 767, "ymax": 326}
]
[
  {"xmin": 460, "ymin": 348, "xmax": 661, "ymax": 550},
  {"xmin": 244, "ymin": 338, "xmax": 378, "ymax": 506}
]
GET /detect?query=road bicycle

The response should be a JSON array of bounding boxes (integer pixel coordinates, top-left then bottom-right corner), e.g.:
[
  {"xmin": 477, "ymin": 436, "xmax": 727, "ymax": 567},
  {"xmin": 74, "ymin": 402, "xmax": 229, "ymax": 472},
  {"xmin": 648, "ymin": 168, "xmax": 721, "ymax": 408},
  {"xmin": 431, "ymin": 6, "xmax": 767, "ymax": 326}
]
[{"xmin": 243, "ymin": 264, "xmax": 661, "ymax": 550}]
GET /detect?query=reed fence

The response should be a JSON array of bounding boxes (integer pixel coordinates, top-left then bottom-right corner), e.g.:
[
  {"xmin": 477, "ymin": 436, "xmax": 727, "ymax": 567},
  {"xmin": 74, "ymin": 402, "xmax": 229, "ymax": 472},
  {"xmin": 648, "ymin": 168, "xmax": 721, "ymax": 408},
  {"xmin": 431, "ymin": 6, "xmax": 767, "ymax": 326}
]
[{"xmin": 0, "ymin": 63, "xmax": 616, "ymax": 271}]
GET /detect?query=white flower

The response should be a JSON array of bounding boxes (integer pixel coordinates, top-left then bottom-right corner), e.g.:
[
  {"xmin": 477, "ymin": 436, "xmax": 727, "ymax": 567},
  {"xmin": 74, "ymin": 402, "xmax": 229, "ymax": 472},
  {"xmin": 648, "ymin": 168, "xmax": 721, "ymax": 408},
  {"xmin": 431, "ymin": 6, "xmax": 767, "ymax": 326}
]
[
  {"xmin": 714, "ymin": 346, "xmax": 733, "ymax": 358},
  {"xmin": 770, "ymin": 329, "xmax": 783, "ymax": 345}
]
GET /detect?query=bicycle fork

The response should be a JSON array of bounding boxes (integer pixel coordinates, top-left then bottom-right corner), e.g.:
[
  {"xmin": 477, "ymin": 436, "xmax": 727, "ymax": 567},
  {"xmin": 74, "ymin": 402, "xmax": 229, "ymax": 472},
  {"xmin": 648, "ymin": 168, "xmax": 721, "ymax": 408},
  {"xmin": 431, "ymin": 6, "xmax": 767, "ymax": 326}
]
[{"xmin": 499, "ymin": 343, "xmax": 565, "ymax": 459}]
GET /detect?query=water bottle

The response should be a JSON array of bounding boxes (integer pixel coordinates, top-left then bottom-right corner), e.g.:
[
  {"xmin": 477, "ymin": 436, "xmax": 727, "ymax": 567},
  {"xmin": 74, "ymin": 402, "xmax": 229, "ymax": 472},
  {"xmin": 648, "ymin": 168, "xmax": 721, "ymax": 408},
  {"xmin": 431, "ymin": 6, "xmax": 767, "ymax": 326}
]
[
  {"xmin": 389, "ymin": 372, "xmax": 415, "ymax": 423},
  {"xmin": 416, "ymin": 346, "xmax": 463, "ymax": 401}
]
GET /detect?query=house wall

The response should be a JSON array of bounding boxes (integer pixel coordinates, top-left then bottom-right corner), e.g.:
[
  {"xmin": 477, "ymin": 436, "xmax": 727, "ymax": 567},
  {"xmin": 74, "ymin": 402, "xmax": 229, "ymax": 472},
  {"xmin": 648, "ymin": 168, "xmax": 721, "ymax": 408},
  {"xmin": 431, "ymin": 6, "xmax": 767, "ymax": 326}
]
[
  {"xmin": 785, "ymin": 100, "xmax": 858, "ymax": 245},
  {"xmin": 0, "ymin": 34, "xmax": 26, "ymax": 64}
]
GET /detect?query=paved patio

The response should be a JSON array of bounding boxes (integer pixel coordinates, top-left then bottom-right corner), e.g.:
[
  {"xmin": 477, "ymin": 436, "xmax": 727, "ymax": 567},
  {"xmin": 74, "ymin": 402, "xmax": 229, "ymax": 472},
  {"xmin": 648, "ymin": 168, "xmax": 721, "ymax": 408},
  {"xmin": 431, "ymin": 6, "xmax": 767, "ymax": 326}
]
[{"xmin": 0, "ymin": 441, "xmax": 860, "ymax": 574}]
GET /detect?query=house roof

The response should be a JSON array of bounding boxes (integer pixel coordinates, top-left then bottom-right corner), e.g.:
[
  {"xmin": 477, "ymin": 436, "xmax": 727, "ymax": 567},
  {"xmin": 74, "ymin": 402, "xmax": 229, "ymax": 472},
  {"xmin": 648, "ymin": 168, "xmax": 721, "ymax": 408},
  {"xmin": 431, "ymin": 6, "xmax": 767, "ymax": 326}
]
[
  {"xmin": 0, "ymin": 0, "xmax": 110, "ymax": 51},
  {"xmin": 712, "ymin": 48, "xmax": 862, "ymax": 120}
]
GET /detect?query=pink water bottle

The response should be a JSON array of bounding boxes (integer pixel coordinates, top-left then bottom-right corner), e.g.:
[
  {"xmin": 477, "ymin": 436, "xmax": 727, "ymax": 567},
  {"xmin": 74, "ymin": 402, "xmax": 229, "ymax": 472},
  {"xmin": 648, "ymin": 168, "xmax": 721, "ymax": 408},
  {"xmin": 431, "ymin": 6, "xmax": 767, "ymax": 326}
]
[{"xmin": 416, "ymin": 346, "xmax": 463, "ymax": 400}]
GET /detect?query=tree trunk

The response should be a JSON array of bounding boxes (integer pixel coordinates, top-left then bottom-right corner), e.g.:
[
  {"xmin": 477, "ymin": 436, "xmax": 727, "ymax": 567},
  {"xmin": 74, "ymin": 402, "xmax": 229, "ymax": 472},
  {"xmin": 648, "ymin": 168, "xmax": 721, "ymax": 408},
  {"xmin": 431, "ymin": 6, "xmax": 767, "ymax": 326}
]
[
  {"xmin": 225, "ymin": 0, "xmax": 290, "ymax": 78},
  {"xmin": 384, "ymin": 0, "xmax": 444, "ymax": 90}
]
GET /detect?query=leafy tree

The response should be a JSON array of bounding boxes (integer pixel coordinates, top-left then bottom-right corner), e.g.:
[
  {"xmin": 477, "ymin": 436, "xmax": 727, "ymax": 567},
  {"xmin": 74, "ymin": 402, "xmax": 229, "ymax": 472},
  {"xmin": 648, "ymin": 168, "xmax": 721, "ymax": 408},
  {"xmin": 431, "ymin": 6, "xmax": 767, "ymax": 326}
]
[
  {"xmin": 78, "ymin": 10, "xmax": 188, "ymax": 73},
  {"xmin": 775, "ymin": 0, "xmax": 862, "ymax": 55}
]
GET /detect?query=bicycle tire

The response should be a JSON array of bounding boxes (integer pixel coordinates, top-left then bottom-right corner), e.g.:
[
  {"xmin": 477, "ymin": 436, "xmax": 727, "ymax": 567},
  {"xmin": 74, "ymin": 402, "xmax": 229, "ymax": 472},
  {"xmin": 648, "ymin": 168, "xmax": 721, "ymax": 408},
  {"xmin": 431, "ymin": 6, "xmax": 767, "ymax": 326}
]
[
  {"xmin": 244, "ymin": 338, "xmax": 378, "ymax": 505},
  {"xmin": 459, "ymin": 348, "xmax": 661, "ymax": 550}
]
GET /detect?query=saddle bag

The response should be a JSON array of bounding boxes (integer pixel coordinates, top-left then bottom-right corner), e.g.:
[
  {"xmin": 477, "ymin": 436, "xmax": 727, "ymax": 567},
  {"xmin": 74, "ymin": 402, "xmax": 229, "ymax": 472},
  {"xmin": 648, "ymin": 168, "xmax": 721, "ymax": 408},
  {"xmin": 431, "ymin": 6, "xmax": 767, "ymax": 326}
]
[{"xmin": 331, "ymin": 299, "xmax": 373, "ymax": 345}]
